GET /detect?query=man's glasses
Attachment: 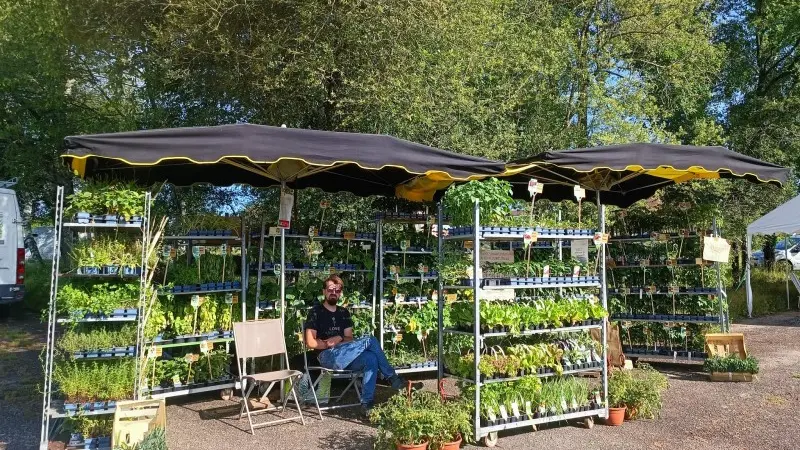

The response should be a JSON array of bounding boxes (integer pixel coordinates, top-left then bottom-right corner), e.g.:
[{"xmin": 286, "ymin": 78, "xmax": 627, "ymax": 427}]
[{"xmin": 326, "ymin": 287, "xmax": 342, "ymax": 293}]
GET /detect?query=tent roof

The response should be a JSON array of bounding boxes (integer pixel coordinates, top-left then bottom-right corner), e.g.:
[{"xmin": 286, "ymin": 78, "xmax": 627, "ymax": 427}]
[
  {"xmin": 503, "ymin": 143, "xmax": 790, "ymax": 207},
  {"xmin": 747, "ymin": 194, "xmax": 800, "ymax": 236},
  {"xmin": 62, "ymin": 123, "xmax": 506, "ymax": 202}
]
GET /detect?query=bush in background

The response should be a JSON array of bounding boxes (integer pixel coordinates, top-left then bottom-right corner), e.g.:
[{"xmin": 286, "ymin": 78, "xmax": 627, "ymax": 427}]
[
  {"xmin": 728, "ymin": 268, "xmax": 795, "ymax": 319},
  {"xmin": 23, "ymin": 260, "xmax": 51, "ymax": 313}
]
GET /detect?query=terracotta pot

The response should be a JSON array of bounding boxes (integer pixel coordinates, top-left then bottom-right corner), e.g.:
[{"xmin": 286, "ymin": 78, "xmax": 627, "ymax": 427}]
[
  {"xmin": 606, "ymin": 406, "xmax": 626, "ymax": 426},
  {"xmin": 440, "ymin": 434, "xmax": 462, "ymax": 450},
  {"xmin": 396, "ymin": 441, "xmax": 428, "ymax": 450}
]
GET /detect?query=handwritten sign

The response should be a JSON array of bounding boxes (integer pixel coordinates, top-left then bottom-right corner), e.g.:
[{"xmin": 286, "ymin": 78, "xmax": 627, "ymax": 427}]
[
  {"xmin": 573, "ymin": 186, "xmax": 586, "ymax": 201},
  {"xmin": 703, "ymin": 236, "xmax": 731, "ymax": 263},
  {"xmin": 268, "ymin": 226, "xmax": 281, "ymax": 237},
  {"xmin": 482, "ymin": 249, "xmax": 515, "ymax": 263},
  {"xmin": 343, "ymin": 231, "xmax": 356, "ymax": 240},
  {"xmin": 527, "ymin": 179, "xmax": 543, "ymax": 196},
  {"xmin": 571, "ymin": 239, "xmax": 589, "ymax": 263}
]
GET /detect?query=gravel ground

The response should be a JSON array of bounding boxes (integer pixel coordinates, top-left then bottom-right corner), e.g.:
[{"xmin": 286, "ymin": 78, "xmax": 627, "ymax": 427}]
[{"xmin": 3, "ymin": 312, "xmax": 800, "ymax": 450}]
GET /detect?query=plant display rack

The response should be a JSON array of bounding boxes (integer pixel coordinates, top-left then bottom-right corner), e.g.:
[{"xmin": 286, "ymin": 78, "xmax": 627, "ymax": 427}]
[
  {"xmin": 607, "ymin": 221, "xmax": 729, "ymax": 364},
  {"xmin": 377, "ymin": 211, "xmax": 443, "ymax": 374},
  {"xmin": 437, "ymin": 200, "xmax": 609, "ymax": 446},
  {"xmin": 40, "ymin": 186, "xmax": 151, "ymax": 450},
  {"xmin": 139, "ymin": 219, "xmax": 248, "ymax": 400}
]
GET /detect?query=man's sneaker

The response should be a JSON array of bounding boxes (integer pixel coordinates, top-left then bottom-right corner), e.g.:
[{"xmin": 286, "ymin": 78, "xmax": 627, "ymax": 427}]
[
  {"xmin": 388, "ymin": 375, "xmax": 423, "ymax": 391},
  {"xmin": 361, "ymin": 403, "xmax": 374, "ymax": 419}
]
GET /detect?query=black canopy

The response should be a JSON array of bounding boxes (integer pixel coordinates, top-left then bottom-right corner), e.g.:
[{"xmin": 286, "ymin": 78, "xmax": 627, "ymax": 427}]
[
  {"xmin": 503, "ymin": 143, "xmax": 790, "ymax": 207},
  {"xmin": 63, "ymin": 123, "xmax": 505, "ymax": 201}
]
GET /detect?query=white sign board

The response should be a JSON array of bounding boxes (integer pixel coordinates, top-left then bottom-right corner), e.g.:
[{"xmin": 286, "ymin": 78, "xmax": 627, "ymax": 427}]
[
  {"xmin": 570, "ymin": 239, "xmax": 590, "ymax": 263},
  {"xmin": 703, "ymin": 236, "xmax": 731, "ymax": 263},
  {"xmin": 278, "ymin": 190, "xmax": 294, "ymax": 229}
]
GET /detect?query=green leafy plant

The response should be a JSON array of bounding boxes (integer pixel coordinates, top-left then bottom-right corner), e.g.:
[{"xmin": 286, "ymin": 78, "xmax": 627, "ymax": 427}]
[
  {"xmin": 53, "ymin": 359, "xmax": 136, "ymax": 402},
  {"xmin": 57, "ymin": 324, "xmax": 137, "ymax": 353},
  {"xmin": 443, "ymin": 178, "xmax": 515, "ymax": 226},
  {"xmin": 703, "ymin": 355, "xmax": 759, "ymax": 374}
]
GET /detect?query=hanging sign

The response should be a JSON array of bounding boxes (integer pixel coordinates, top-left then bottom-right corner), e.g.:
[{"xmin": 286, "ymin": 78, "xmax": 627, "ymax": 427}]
[
  {"xmin": 703, "ymin": 236, "xmax": 731, "ymax": 263},
  {"xmin": 570, "ymin": 239, "xmax": 589, "ymax": 263},
  {"xmin": 527, "ymin": 179, "xmax": 543, "ymax": 196},
  {"xmin": 573, "ymin": 186, "xmax": 586, "ymax": 201},
  {"xmin": 278, "ymin": 189, "xmax": 294, "ymax": 229}
]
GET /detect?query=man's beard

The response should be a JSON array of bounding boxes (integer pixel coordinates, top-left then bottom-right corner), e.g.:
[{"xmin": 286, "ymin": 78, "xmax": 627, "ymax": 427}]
[{"xmin": 325, "ymin": 296, "xmax": 339, "ymax": 305}]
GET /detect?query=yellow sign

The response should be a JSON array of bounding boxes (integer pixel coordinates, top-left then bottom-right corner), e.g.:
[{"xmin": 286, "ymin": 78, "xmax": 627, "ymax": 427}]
[
  {"xmin": 445, "ymin": 293, "xmax": 458, "ymax": 303},
  {"xmin": 463, "ymin": 240, "xmax": 474, "ymax": 249},
  {"xmin": 343, "ymin": 231, "xmax": 356, "ymax": 240}
]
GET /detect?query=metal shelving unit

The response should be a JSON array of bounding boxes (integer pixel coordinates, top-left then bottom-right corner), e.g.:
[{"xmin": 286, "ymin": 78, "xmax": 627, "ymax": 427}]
[
  {"xmin": 376, "ymin": 212, "xmax": 441, "ymax": 374},
  {"xmin": 437, "ymin": 200, "xmax": 609, "ymax": 446},
  {"xmin": 40, "ymin": 187, "xmax": 151, "ymax": 450}
]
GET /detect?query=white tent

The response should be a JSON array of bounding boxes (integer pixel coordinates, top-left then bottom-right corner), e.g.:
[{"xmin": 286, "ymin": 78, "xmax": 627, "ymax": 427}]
[{"xmin": 746, "ymin": 194, "xmax": 800, "ymax": 317}]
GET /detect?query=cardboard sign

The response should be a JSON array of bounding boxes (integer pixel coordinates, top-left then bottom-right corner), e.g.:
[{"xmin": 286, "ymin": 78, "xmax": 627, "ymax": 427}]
[
  {"xmin": 482, "ymin": 249, "xmax": 515, "ymax": 263},
  {"xmin": 320, "ymin": 200, "xmax": 330, "ymax": 209},
  {"xmin": 463, "ymin": 240, "xmax": 474, "ymax": 249},
  {"xmin": 199, "ymin": 340, "xmax": 212, "ymax": 354},
  {"xmin": 573, "ymin": 186, "xmax": 586, "ymax": 201},
  {"xmin": 571, "ymin": 239, "xmax": 589, "ymax": 263},
  {"xmin": 703, "ymin": 236, "xmax": 731, "ymax": 263},
  {"xmin": 445, "ymin": 293, "xmax": 458, "ymax": 303},
  {"xmin": 268, "ymin": 226, "xmax": 281, "ymax": 237},
  {"xmin": 343, "ymin": 231, "xmax": 356, "ymax": 240},
  {"xmin": 278, "ymin": 190, "xmax": 294, "ymax": 229},
  {"xmin": 527, "ymin": 179, "xmax": 543, "ymax": 196}
]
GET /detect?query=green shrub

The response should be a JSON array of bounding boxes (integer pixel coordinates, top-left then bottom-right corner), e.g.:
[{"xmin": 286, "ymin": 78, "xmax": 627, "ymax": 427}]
[
  {"xmin": 23, "ymin": 260, "xmax": 51, "ymax": 313},
  {"xmin": 609, "ymin": 364, "xmax": 668, "ymax": 419},
  {"xmin": 728, "ymin": 268, "xmax": 792, "ymax": 319}
]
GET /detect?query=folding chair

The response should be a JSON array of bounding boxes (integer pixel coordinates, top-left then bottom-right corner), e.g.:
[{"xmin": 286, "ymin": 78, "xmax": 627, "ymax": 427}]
[
  {"xmin": 232, "ymin": 320, "xmax": 305, "ymax": 433},
  {"xmin": 301, "ymin": 326, "xmax": 364, "ymax": 419}
]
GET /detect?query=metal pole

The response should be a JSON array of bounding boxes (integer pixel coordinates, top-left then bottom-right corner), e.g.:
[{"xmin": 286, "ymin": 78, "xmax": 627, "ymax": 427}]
[
  {"xmin": 785, "ymin": 236, "xmax": 790, "ymax": 311},
  {"xmin": 472, "ymin": 200, "xmax": 481, "ymax": 440},
  {"xmin": 39, "ymin": 186, "xmax": 64, "ymax": 450},
  {"xmin": 436, "ymin": 202, "xmax": 444, "ymax": 384},
  {"xmin": 371, "ymin": 222, "xmax": 379, "ymax": 329},
  {"xmin": 241, "ymin": 216, "xmax": 248, "ymax": 324},
  {"xmin": 134, "ymin": 192, "xmax": 151, "ymax": 399},
  {"xmin": 713, "ymin": 218, "xmax": 726, "ymax": 331},
  {"xmin": 255, "ymin": 219, "xmax": 266, "ymax": 320},
  {"xmin": 597, "ymin": 192, "xmax": 609, "ymax": 416},
  {"xmin": 378, "ymin": 219, "xmax": 385, "ymax": 350}
]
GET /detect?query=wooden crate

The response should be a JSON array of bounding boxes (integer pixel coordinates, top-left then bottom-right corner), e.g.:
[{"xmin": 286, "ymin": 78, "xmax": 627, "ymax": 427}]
[
  {"xmin": 704, "ymin": 333, "xmax": 747, "ymax": 359},
  {"xmin": 112, "ymin": 399, "xmax": 166, "ymax": 448},
  {"xmin": 709, "ymin": 372, "xmax": 755, "ymax": 382}
]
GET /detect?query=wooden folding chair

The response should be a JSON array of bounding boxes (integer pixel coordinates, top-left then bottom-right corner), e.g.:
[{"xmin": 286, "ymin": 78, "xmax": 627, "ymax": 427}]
[{"xmin": 233, "ymin": 320, "xmax": 305, "ymax": 433}]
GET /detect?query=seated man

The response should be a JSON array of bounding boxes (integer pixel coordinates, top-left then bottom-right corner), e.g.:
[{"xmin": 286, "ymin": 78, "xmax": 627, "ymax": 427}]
[{"xmin": 304, "ymin": 275, "xmax": 421, "ymax": 416}]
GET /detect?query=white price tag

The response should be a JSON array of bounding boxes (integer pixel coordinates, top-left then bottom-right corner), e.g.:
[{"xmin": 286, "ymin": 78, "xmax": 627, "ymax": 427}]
[
  {"xmin": 499, "ymin": 405, "xmax": 509, "ymax": 419},
  {"xmin": 543, "ymin": 265, "xmax": 551, "ymax": 278},
  {"xmin": 191, "ymin": 295, "xmax": 201, "ymax": 308},
  {"xmin": 574, "ymin": 185, "xmax": 586, "ymax": 200},
  {"xmin": 527, "ymin": 178, "xmax": 543, "ymax": 196},
  {"xmin": 511, "ymin": 401, "xmax": 521, "ymax": 417}
]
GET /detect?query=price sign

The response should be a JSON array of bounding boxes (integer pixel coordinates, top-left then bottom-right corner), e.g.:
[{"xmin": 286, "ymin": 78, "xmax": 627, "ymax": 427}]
[
  {"xmin": 395, "ymin": 293, "xmax": 406, "ymax": 303},
  {"xmin": 394, "ymin": 333, "xmax": 403, "ymax": 343},
  {"xmin": 463, "ymin": 240, "xmax": 474, "ymax": 249},
  {"xmin": 668, "ymin": 285, "xmax": 680, "ymax": 294},
  {"xmin": 191, "ymin": 295, "xmax": 201, "ymax": 308},
  {"xmin": 445, "ymin": 293, "xmax": 458, "ymax": 303},
  {"xmin": 343, "ymin": 231, "xmax": 356, "ymax": 240},
  {"xmin": 184, "ymin": 353, "xmax": 199, "ymax": 363},
  {"xmin": 192, "ymin": 246, "xmax": 200, "ymax": 258},
  {"xmin": 573, "ymin": 185, "xmax": 586, "ymax": 201},
  {"xmin": 666, "ymin": 258, "xmax": 677, "ymax": 267},
  {"xmin": 170, "ymin": 248, "xmax": 176, "ymax": 259},
  {"xmin": 658, "ymin": 233, "xmax": 669, "ymax": 242},
  {"xmin": 646, "ymin": 285, "xmax": 657, "ymax": 294},
  {"xmin": 148, "ymin": 347, "xmax": 162, "ymax": 358},
  {"xmin": 220, "ymin": 243, "xmax": 227, "ymax": 254},
  {"xmin": 268, "ymin": 227, "xmax": 281, "ymax": 237},
  {"xmin": 649, "ymin": 232, "xmax": 659, "ymax": 241},
  {"xmin": 527, "ymin": 178, "xmax": 543, "ymax": 196},
  {"xmin": 417, "ymin": 264, "xmax": 428, "ymax": 274},
  {"xmin": 225, "ymin": 293, "xmax": 233, "ymax": 304},
  {"xmin": 360, "ymin": 242, "xmax": 372, "ymax": 251},
  {"xmin": 273, "ymin": 263, "xmax": 282, "ymax": 275},
  {"xmin": 621, "ymin": 287, "xmax": 631, "ymax": 295},
  {"xmin": 308, "ymin": 226, "xmax": 318, "ymax": 237},
  {"xmin": 329, "ymin": 266, "xmax": 336, "ymax": 274},
  {"xmin": 400, "ymin": 240, "xmax": 410, "ymax": 251},
  {"xmin": 543, "ymin": 265, "xmax": 551, "ymax": 278},
  {"xmin": 523, "ymin": 230, "xmax": 538, "ymax": 247},
  {"xmin": 593, "ymin": 233, "xmax": 603, "ymax": 246},
  {"xmin": 172, "ymin": 375, "xmax": 182, "ymax": 387},
  {"xmin": 639, "ymin": 259, "xmax": 650, "ymax": 267},
  {"xmin": 231, "ymin": 293, "xmax": 239, "ymax": 304},
  {"xmin": 200, "ymin": 246, "xmax": 208, "ymax": 256},
  {"xmin": 320, "ymin": 200, "xmax": 330, "ymax": 209},
  {"xmin": 199, "ymin": 340, "xmax": 212, "ymax": 354}
]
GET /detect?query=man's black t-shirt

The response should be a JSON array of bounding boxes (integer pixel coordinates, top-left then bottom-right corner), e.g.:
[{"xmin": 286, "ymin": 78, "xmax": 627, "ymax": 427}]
[{"xmin": 304, "ymin": 303, "xmax": 353, "ymax": 340}]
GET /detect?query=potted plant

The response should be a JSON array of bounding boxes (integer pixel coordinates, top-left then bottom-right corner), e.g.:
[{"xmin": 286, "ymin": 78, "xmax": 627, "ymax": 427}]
[
  {"xmin": 607, "ymin": 368, "xmax": 630, "ymax": 426},
  {"xmin": 703, "ymin": 354, "xmax": 759, "ymax": 382},
  {"xmin": 371, "ymin": 391, "xmax": 438, "ymax": 450}
]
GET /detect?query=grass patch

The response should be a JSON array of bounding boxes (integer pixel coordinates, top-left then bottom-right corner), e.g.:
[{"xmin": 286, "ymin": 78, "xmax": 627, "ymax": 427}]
[
  {"xmin": 23, "ymin": 259, "xmax": 52, "ymax": 313},
  {"xmin": 728, "ymin": 268, "xmax": 795, "ymax": 319},
  {"xmin": 0, "ymin": 325, "xmax": 40, "ymax": 351},
  {"xmin": 764, "ymin": 394, "xmax": 788, "ymax": 407}
]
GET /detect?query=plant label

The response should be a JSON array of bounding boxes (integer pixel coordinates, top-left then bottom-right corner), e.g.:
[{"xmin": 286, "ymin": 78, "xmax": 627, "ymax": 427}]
[
  {"xmin": 201, "ymin": 246, "xmax": 208, "ymax": 255},
  {"xmin": 400, "ymin": 240, "xmax": 410, "ymax": 251},
  {"xmin": 525, "ymin": 401, "xmax": 533, "ymax": 416},
  {"xmin": 487, "ymin": 408, "xmax": 497, "ymax": 422},
  {"xmin": 543, "ymin": 265, "xmax": 551, "ymax": 278},
  {"xmin": 278, "ymin": 189, "xmax": 294, "ymax": 229},
  {"xmin": 481, "ymin": 249, "xmax": 514, "ymax": 263},
  {"xmin": 219, "ymin": 243, "xmax": 227, "ymax": 254},
  {"xmin": 681, "ymin": 228, "xmax": 690, "ymax": 237},
  {"xmin": 191, "ymin": 295, "xmax": 201, "ymax": 308},
  {"xmin": 592, "ymin": 232, "xmax": 603, "ymax": 246},
  {"xmin": 308, "ymin": 226, "xmax": 318, "ymax": 237},
  {"xmin": 199, "ymin": 341, "xmax": 212, "ymax": 354},
  {"xmin": 394, "ymin": 333, "xmax": 403, "ymax": 343},
  {"xmin": 320, "ymin": 200, "xmax": 329, "ymax": 209},
  {"xmin": 703, "ymin": 236, "xmax": 731, "ymax": 263},
  {"xmin": 273, "ymin": 264, "xmax": 281, "ymax": 275},
  {"xmin": 668, "ymin": 285, "xmax": 680, "ymax": 294},
  {"xmin": 417, "ymin": 263, "xmax": 426, "ymax": 274},
  {"xmin": 148, "ymin": 347, "xmax": 162, "ymax": 358},
  {"xmin": 268, "ymin": 226, "xmax": 281, "ymax": 237},
  {"xmin": 184, "ymin": 353, "xmax": 199, "ymax": 363},
  {"xmin": 511, "ymin": 401, "xmax": 521, "ymax": 417},
  {"xmin": 225, "ymin": 293, "xmax": 233, "ymax": 304},
  {"xmin": 192, "ymin": 246, "xmax": 200, "ymax": 258},
  {"xmin": 573, "ymin": 185, "xmax": 585, "ymax": 201},
  {"xmin": 172, "ymin": 375, "xmax": 182, "ymax": 387},
  {"xmin": 650, "ymin": 232, "xmax": 659, "ymax": 241},
  {"xmin": 170, "ymin": 248, "xmax": 176, "ymax": 259},
  {"xmin": 463, "ymin": 240, "xmax": 474, "ymax": 249},
  {"xmin": 162, "ymin": 246, "xmax": 171, "ymax": 259},
  {"xmin": 647, "ymin": 285, "xmax": 657, "ymax": 294},
  {"xmin": 572, "ymin": 265, "xmax": 581, "ymax": 277},
  {"xmin": 395, "ymin": 293, "xmax": 406, "ymax": 303},
  {"xmin": 329, "ymin": 266, "xmax": 336, "ymax": 274},
  {"xmin": 696, "ymin": 257, "xmax": 704, "ymax": 266},
  {"xmin": 595, "ymin": 392, "xmax": 602, "ymax": 406},
  {"xmin": 617, "ymin": 210, "xmax": 627, "ymax": 217},
  {"xmin": 389, "ymin": 265, "xmax": 398, "ymax": 275},
  {"xmin": 336, "ymin": 223, "xmax": 342, "ymax": 233},
  {"xmin": 343, "ymin": 231, "xmax": 356, "ymax": 240},
  {"xmin": 498, "ymin": 405, "xmax": 509, "ymax": 420},
  {"xmin": 527, "ymin": 178, "xmax": 543, "ymax": 196},
  {"xmin": 445, "ymin": 293, "xmax": 458, "ymax": 303},
  {"xmin": 570, "ymin": 239, "xmax": 589, "ymax": 263},
  {"xmin": 360, "ymin": 242, "xmax": 371, "ymax": 251},
  {"xmin": 639, "ymin": 258, "xmax": 650, "ymax": 267},
  {"xmin": 665, "ymin": 258, "xmax": 675, "ymax": 267},
  {"xmin": 621, "ymin": 287, "xmax": 631, "ymax": 295}
]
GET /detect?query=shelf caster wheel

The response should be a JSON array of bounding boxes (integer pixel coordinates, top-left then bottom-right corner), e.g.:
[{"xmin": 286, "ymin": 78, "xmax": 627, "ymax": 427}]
[
  {"xmin": 482, "ymin": 432, "xmax": 499, "ymax": 448},
  {"xmin": 220, "ymin": 388, "xmax": 233, "ymax": 401},
  {"xmin": 531, "ymin": 424, "xmax": 537, "ymax": 432},
  {"xmin": 583, "ymin": 417, "xmax": 594, "ymax": 429}
]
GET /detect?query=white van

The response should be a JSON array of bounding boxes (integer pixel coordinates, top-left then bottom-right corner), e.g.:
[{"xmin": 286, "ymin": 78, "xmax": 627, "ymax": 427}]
[{"xmin": 0, "ymin": 181, "xmax": 24, "ymax": 304}]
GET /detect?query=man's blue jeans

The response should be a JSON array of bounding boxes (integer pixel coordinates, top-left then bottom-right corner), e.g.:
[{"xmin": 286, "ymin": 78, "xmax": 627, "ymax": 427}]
[{"xmin": 318, "ymin": 336, "xmax": 397, "ymax": 406}]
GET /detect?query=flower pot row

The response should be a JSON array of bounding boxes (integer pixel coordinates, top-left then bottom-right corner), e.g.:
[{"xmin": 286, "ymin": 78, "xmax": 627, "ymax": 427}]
[
  {"xmin": 68, "ymin": 433, "xmax": 111, "ymax": 449},
  {"xmin": 154, "ymin": 330, "xmax": 233, "ymax": 344},
  {"xmin": 76, "ymin": 265, "xmax": 142, "ymax": 276},
  {"xmin": 393, "ymin": 360, "xmax": 437, "ymax": 370},
  {"xmin": 479, "ymin": 401, "xmax": 603, "ymax": 427},
  {"xmin": 445, "ymin": 360, "xmax": 602, "ymax": 382},
  {"xmin": 73, "ymin": 346, "xmax": 136, "ymax": 359},
  {"xmin": 623, "ymin": 346, "xmax": 708, "ymax": 359},
  {"xmin": 382, "ymin": 246, "xmax": 431, "ymax": 253},
  {"xmin": 169, "ymin": 281, "xmax": 241, "ymax": 293},
  {"xmin": 146, "ymin": 376, "xmax": 234, "ymax": 395},
  {"xmin": 609, "ymin": 286, "xmax": 717, "ymax": 295},
  {"xmin": 611, "ymin": 257, "xmax": 696, "ymax": 267},
  {"xmin": 63, "ymin": 400, "xmax": 117, "ymax": 413},
  {"xmin": 448, "ymin": 226, "xmax": 595, "ymax": 237},
  {"xmin": 454, "ymin": 319, "xmax": 603, "ymax": 334},
  {"xmin": 611, "ymin": 313, "xmax": 719, "ymax": 322},
  {"xmin": 71, "ymin": 309, "xmax": 138, "ymax": 321},
  {"xmin": 74, "ymin": 212, "xmax": 142, "ymax": 225},
  {"xmin": 187, "ymin": 229, "xmax": 235, "ymax": 236}
]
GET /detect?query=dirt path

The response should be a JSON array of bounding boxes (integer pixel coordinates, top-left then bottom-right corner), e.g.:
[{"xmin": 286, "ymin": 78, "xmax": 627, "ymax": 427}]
[{"xmin": 3, "ymin": 312, "xmax": 799, "ymax": 449}]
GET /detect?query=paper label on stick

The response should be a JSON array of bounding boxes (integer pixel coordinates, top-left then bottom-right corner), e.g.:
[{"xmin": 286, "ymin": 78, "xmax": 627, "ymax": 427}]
[
  {"xmin": 463, "ymin": 240, "xmax": 474, "ymax": 249},
  {"xmin": 199, "ymin": 340, "xmax": 212, "ymax": 354},
  {"xmin": 395, "ymin": 293, "xmax": 406, "ymax": 303},
  {"xmin": 527, "ymin": 179, "xmax": 543, "ymax": 196},
  {"xmin": 511, "ymin": 401, "xmax": 521, "ymax": 417},
  {"xmin": 191, "ymin": 295, "xmax": 201, "ymax": 308},
  {"xmin": 320, "ymin": 200, "xmax": 329, "ymax": 209},
  {"xmin": 343, "ymin": 231, "xmax": 356, "ymax": 240},
  {"xmin": 499, "ymin": 405, "xmax": 509, "ymax": 419},
  {"xmin": 268, "ymin": 227, "xmax": 281, "ymax": 237},
  {"xmin": 220, "ymin": 243, "xmax": 227, "ymax": 253},
  {"xmin": 192, "ymin": 246, "xmax": 200, "ymax": 258},
  {"xmin": 232, "ymin": 293, "xmax": 239, "ymax": 304},
  {"xmin": 696, "ymin": 258, "xmax": 704, "ymax": 266},
  {"xmin": 678, "ymin": 202, "xmax": 692, "ymax": 211},
  {"xmin": 400, "ymin": 240, "xmax": 410, "ymax": 251},
  {"xmin": 703, "ymin": 236, "xmax": 731, "ymax": 263},
  {"xmin": 572, "ymin": 266, "xmax": 581, "ymax": 277},
  {"xmin": 172, "ymin": 375, "xmax": 182, "ymax": 387},
  {"xmin": 640, "ymin": 259, "xmax": 650, "ymax": 267},
  {"xmin": 278, "ymin": 190, "xmax": 294, "ymax": 229},
  {"xmin": 149, "ymin": 347, "xmax": 162, "ymax": 358},
  {"xmin": 525, "ymin": 401, "xmax": 533, "ymax": 416},
  {"xmin": 445, "ymin": 293, "xmax": 458, "ymax": 303},
  {"xmin": 668, "ymin": 285, "xmax": 680, "ymax": 294},
  {"xmin": 225, "ymin": 293, "xmax": 233, "ymax": 304},
  {"xmin": 308, "ymin": 226, "xmax": 318, "ymax": 237},
  {"xmin": 543, "ymin": 265, "xmax": 551, "ymax": 278},
  {"xmin": 162, "ymin": 246, "xmax": 171, "ymax": 259},
  {"xmin": 574, "ymin": 185, "xmax": 586, "ymax": 200},
  {"xmin": 184, "ymin": 353, "xmax": 199, "ymax": 363},
  {"xmin": 570, "ymin": 239, "xmax": 589, "ymax": 263}
]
